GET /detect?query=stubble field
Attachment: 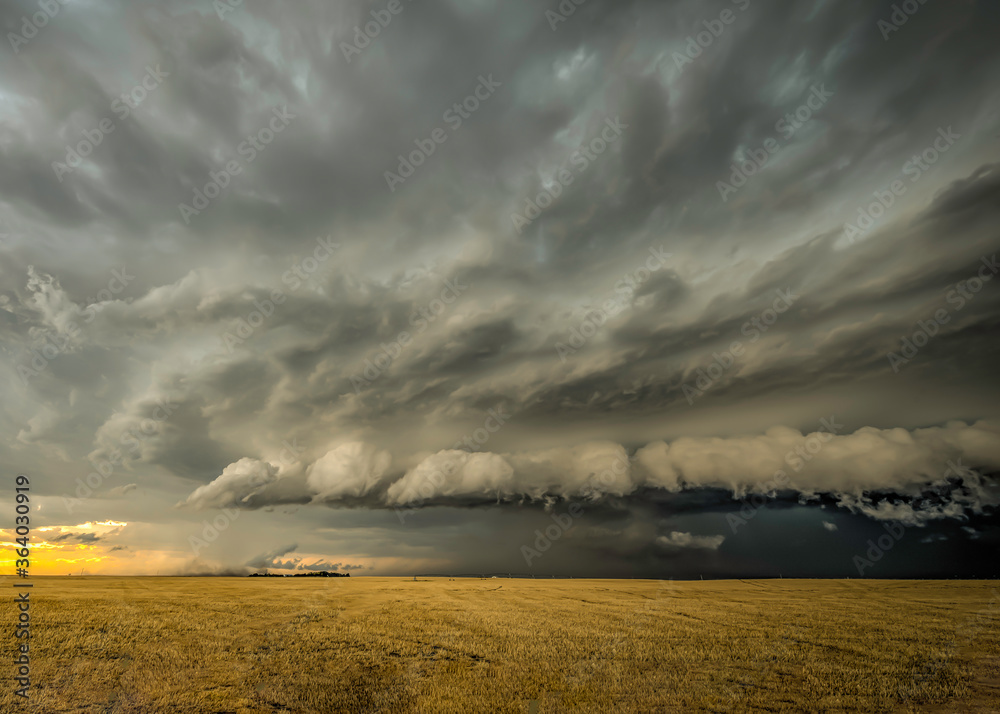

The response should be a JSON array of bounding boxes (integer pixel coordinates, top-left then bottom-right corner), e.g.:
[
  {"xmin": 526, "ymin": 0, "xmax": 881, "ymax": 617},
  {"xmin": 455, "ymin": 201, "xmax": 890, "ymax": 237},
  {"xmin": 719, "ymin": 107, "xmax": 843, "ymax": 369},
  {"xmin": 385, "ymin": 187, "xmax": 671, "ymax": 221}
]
[{"xmin": 2, "ymin": 577, "xmax": 998, "ymax": 713}]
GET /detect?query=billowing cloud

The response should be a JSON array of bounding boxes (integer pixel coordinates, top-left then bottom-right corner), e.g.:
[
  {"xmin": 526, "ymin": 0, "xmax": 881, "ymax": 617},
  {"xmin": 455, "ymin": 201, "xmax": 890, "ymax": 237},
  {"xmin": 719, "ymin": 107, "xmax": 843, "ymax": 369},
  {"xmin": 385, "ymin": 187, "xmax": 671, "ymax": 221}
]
[
  {"xmin": 386, "ymin": 450, "xmax": 515, "ymax": 505},
  {"xmin": 200, "ymin": 420, "xmax": 999, "ymax": 528},
  {"xmin": 245, "ymin": 544, "xmax": 299, "ymax": 570},
  {"xmin": 505, "ymin": 442, "xmax": 633, "ymax": 499},
  {"xmin": 296, "ymin": 559, "xmax": 364, "ymax": 571},
  {"xmin": 306, "ymin": 442, "xmax": 391, "ymax": 501},
  {"xmin": 1, "ymin": 0, "xmax": 998, "ymax": 577},
  {"xmin": 297, "ymin": 559, "xmax": 341, "ymax": 571},
  {"xmin": 52, "ymin": 532, "xmax": 102, "ymax": 544},
  {"xmin": 632, "ymin": 420, "xmax": 1000, "ymax": 498},
  {"xmin": 178, "ymin": 458, "xmax": 278, "ymax": 511}
]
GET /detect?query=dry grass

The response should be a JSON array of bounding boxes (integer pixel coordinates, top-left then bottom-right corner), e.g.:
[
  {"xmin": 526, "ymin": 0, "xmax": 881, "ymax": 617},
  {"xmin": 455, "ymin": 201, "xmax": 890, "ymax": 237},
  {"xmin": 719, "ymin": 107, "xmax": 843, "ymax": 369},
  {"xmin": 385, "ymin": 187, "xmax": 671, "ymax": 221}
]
[{"xmin": 1, "ymin": 577, "xmax": 998, "ymax": 713}]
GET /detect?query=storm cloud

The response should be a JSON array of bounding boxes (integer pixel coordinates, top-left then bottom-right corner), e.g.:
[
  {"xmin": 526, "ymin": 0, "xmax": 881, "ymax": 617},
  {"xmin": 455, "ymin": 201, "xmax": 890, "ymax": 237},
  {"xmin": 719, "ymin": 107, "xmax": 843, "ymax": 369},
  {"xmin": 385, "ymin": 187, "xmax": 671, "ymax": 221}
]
[{"xmin": 2, "ymin": 0, "xmax": 998, "ymax": 577}]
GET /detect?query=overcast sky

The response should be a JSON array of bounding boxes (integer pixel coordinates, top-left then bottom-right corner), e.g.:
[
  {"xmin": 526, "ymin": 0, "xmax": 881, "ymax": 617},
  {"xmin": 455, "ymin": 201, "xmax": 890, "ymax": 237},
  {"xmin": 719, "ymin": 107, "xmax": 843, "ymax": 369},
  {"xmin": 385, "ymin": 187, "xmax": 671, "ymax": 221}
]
[{"xmin": 1, "ymin": 0, "xmax": 998, "ymax": 578}]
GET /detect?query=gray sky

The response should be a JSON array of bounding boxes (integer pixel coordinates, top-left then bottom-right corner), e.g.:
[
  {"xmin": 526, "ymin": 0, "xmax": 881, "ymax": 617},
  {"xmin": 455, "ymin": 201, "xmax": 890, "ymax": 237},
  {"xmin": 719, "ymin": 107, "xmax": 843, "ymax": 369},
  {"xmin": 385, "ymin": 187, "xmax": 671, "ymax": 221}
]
[{"xmin": 1, "ymin": 0, "xmax": 998, "ymax": 577}]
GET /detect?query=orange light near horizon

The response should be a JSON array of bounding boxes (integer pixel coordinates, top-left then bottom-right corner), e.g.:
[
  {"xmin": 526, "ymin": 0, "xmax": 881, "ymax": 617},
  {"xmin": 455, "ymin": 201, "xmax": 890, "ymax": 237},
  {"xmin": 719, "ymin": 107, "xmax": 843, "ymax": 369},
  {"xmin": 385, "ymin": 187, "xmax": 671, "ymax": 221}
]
[
  {"xmin": 1, "ymin": 540, "xmax": 65, "ymax": 550},
  {"xmin": 0, "ymin": 521, "xmax": 130, "ymax": 575}
]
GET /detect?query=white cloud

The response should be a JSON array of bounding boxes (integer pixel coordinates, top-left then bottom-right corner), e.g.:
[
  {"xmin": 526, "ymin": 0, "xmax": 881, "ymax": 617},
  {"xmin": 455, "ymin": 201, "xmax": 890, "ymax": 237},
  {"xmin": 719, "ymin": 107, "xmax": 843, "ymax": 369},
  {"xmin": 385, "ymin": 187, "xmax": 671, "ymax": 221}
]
[
  {"xmin": 375, "ymin": 421, "xmax": 1000, "ymax": 523},
  {"xmin": 386, "ymin": 450, "xmax": 514, "ymax": 504},
  {"xmin": 504, "ymin": 441, "xmax": 633, "ymax": 498},
  {"xmin": 630, "ymin": 420, "xmax": 1000, "ymax": 501},
  {"xmin": 655, "ymin": 532, "xmax": 726, "ymax": 550},
  {"xmin": 307, "ymin": 442, "xmax": 391, "ymax": 501},
  {"xmin": 178, "ymin": 458, "xmax": 278, "ymax": 510}
]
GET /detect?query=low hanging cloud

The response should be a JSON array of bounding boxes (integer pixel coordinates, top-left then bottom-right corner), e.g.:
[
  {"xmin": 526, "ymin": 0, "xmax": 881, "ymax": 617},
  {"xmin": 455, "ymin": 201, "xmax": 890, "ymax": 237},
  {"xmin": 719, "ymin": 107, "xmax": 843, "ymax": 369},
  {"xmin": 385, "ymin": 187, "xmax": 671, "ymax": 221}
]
[
  {"xmin": 296, "ymin": 560, "xmax": 364, "ymax": 572},
  {"xmin": 386, "ymin": 441, "xmax": 632, "ymax": 505},
  {"xmin": 630, "ymin": 420, "xmax": 1000, "ymax": 497},
  {"xmin": 246, "ymin": 545, "xmax": 363, "ymax": 572},
  {"xmin": 245, "ymin": 544, "xmax": 299, "ymax": 570},
  {"xmin": 655, "ymin": 532, "xmax": 726, "ymax": 551},
  {"xmin": 188, "ymin": 420, "xmax": 999, "ymax": 525},
  {"xmin": 51, "ymin": 532, "xmax": 102, "ymax": 544},
  {"xmin": 297, "ymin": 560, "xmax": 342, "ymax": 571},
  {"xmin": 386, "ymin": 450, "xmax": 515, "ymax": 505},
  {"xmin": 178, "ymin": 457, "xmax": 278, "ymax": 511},
  {"xmin": 307, "ymin": 442, "xmax": 391, "ymax": 501},
  {"xmin": 505, "ymin": 442, "xmax": 633, "ymax": 499},
  {"xmin": 834, "ymin": 483, "xmax": 994, "ymax": 526}
]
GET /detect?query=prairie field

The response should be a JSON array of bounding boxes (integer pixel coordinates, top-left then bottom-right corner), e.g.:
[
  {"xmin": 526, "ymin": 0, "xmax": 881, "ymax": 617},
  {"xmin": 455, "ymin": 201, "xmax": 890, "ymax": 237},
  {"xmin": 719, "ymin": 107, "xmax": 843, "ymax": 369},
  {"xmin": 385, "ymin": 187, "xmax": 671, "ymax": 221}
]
[{"xmin": 2, "ymin": 577, "xmax": 998, "ymax": 713}]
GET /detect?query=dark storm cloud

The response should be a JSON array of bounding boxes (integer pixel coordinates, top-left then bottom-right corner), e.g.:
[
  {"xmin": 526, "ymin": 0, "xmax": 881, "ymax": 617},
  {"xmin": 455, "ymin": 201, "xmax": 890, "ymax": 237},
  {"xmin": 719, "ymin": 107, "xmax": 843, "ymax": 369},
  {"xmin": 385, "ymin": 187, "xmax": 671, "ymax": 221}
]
[
  {"xmin": 295, "ymin": 559, "xmax": 363, "ymax": 572},
  {"xmin": 2, "ymin": 0, "xmax": 999, "ymax": 577},
  {"xmin": 296, "ymin": 559, "xmax": 339, "ymax": 572},
  {"xmin": 245, "ymin": 543, "xmax": 298, "ymax": 570},
  {"xmin": 50, "ymin": 531, "xmax": 102, "ymax": 544}
]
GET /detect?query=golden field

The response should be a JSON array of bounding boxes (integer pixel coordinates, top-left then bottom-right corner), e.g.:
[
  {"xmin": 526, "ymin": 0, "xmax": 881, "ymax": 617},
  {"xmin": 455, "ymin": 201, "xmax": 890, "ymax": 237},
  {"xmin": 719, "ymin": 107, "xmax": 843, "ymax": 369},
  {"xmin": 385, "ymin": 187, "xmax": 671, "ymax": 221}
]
[{"xmin": 1, "ymin": 577, "xmax": 998, "ymax": 713}]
